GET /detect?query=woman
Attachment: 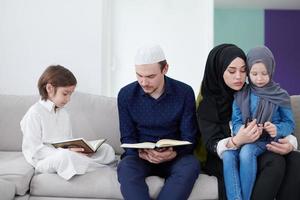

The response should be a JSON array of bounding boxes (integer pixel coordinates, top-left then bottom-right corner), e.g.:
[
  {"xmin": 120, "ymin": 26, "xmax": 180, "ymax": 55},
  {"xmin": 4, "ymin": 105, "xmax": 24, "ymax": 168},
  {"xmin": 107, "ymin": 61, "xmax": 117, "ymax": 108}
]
[{"xmin": 196, "ymin": 43, "xmax": 300, "ymax": 200}]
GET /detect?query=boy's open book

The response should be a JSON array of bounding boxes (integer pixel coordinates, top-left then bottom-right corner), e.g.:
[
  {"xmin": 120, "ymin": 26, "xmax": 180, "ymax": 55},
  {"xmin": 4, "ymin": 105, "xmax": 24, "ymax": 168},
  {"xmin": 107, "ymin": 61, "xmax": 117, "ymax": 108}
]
[
  {"xmin": 51, "ymin": 138, "xmax": 106, "ymax": 153},
  {"xmin": 120, "ymin": 139, "xmax": 192, "ymax": 149}
]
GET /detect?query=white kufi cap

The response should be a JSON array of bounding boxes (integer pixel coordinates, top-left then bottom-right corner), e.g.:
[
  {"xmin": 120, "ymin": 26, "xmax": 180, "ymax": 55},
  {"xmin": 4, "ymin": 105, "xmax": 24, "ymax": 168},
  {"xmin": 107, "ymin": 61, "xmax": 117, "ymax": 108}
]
[{"xmin": 135, "ymin": 44, "xmax": 166, "ymax": 65}]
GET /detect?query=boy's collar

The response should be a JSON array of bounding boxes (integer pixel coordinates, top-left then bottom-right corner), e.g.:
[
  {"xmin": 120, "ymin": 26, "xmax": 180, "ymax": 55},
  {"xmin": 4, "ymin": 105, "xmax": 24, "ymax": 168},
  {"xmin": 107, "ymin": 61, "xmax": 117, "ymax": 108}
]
[{"xmin": 39, "ymin": 99, "xmax": 58, "ymax": 112}]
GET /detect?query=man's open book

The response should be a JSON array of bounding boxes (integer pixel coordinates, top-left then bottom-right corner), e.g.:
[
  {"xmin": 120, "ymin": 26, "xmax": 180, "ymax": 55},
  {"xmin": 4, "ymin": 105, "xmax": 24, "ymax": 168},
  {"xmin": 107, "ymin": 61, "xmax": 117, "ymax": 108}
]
[
  {"xmin": 51, "ymin": 138, "xmax": 106, "ymax": 153},
  {"xmin": 120, "ymin": 139, "xmax": 192, "ymax": 149}
]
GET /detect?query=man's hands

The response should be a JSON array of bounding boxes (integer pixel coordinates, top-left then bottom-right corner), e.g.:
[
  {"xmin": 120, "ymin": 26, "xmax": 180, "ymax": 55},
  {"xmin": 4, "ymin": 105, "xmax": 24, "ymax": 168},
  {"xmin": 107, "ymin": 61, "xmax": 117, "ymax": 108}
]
[
  {"xmin": 266, "ymin": 138, "xmax": 294, "ymax": 155},
  {"xmin": 138, "ymin": 147, "xmax": 177, "ymax": 164}
]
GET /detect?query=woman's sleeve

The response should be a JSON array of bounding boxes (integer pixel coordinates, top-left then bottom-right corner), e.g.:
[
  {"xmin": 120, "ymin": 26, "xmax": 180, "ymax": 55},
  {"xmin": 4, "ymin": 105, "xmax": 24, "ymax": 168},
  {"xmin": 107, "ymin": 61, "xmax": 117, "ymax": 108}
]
[
  {"xmin": 285, "ymin": 135, "xmax": 298, "ymax": 150},
  {"xmin": 217, "ymin": 137, "xmax": 238, "ymax": 158},
  {"xmin": 198, "ymin": 118, "xmax": 232, "ymax": 157}
]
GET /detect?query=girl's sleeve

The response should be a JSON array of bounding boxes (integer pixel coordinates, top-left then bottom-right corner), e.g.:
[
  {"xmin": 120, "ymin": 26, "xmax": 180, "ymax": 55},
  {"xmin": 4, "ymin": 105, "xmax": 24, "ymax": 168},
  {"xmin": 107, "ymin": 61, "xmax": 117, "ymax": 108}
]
[
  {"xmin": 231, "ymin": 100, "xmax": 243, "ymax": 135},
  {"xmin": 275, "ymin": 106, "xmax": 295, "ymax": 138}
]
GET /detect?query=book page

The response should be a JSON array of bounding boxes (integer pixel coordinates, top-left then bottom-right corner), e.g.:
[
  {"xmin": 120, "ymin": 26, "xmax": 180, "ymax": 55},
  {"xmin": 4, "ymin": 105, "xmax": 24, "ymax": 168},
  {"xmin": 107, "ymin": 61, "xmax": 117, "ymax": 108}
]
[
  {"xmin": 121, "ymin": 142, "xmax": 156, "ymax": 149},
  {"xmin": 52, "ymin": 138, "xmax": 94, "ymax": 153},
  {"xmin": 88, "ymin": 139, "xmax": 106, "ymax": 151},
  {"xmin": 155, "ymin": 139, "xmax": 192, "ymax": 148}
]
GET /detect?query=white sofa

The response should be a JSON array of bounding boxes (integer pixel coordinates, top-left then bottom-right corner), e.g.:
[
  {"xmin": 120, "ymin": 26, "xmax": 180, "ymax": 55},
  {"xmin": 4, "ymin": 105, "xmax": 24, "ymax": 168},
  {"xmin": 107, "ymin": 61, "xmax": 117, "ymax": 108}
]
[{"xmin": 0, "ymin": 92, "xmax": 219, "ymax": 200}]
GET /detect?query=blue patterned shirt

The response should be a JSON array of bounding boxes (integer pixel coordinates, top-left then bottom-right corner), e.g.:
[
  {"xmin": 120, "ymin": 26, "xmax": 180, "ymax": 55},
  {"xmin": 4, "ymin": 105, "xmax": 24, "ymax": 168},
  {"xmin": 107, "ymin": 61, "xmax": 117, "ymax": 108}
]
[{"xmin": 117, "ymin": 76, "xmax": 199, "ymax": 157}]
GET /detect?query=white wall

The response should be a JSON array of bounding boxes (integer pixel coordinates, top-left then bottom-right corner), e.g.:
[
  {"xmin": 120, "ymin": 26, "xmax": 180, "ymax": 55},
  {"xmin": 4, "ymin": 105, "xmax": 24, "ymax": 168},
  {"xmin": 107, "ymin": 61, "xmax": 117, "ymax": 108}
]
[
  {"xmin": 110, "ymin": 0, "xmax": 213, "ymax": 96},
  {"xmin": 0, "ymin": 0, "xmax": 104, "ymax": 95},
  {"xmin": 0, "ymin": 0, "xmax": 213, "ymax": 97}
]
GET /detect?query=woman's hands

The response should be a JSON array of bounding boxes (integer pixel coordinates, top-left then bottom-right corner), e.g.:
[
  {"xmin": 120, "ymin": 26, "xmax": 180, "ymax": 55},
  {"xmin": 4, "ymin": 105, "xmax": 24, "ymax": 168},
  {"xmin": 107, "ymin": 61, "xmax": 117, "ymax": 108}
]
[
  {"xmin": 232, "ymin": 119, "xmax": 263, "ymax": 147},
  {"xmin": 266, "ymin": 138, "xmax": 294, "ymax": 155},
  {"xmin": 138, "ymin": 147, "xmax": 177, "ymax": 164}
]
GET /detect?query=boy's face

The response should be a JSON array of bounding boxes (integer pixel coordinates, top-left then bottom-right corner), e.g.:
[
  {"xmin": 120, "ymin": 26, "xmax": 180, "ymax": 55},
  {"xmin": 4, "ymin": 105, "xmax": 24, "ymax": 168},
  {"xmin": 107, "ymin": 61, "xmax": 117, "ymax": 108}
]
[
  {"xmin": 249, "ymin": 62, "xmax": 270, "ymax": 88},
  {"xmin": 47, "ymin": 84, "xmax": 76, "ymax": 108},
  {"xmin": 135, "ymin": 63, "xmax": 168, "ymax": 95}
]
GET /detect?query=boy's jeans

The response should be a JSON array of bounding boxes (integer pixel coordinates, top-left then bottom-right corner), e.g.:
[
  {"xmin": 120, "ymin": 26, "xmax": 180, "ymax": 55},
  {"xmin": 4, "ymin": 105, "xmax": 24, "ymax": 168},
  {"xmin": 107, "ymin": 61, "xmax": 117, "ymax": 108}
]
[{"xmin": 223, "ymin": 142, "xmax": 267, "ymax": 200}]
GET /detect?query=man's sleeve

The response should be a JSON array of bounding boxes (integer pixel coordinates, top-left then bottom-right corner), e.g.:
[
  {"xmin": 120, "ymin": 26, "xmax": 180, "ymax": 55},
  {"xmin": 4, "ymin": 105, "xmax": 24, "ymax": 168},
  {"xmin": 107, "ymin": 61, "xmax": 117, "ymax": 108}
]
[
  {"xmin": 178, "ymin": 87, "xmax": 199, "ymax": 154},
  {"xmin": 117, "ymin": 90, "xmax": 138, "ymax": 157}
]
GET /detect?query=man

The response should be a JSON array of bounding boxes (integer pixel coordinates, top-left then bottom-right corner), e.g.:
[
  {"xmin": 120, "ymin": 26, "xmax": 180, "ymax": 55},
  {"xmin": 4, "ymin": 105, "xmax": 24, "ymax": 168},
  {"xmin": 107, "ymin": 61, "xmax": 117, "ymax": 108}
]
[{"xmin": 117, "ymin": 44, "xmax": 200, "ymax": 200}]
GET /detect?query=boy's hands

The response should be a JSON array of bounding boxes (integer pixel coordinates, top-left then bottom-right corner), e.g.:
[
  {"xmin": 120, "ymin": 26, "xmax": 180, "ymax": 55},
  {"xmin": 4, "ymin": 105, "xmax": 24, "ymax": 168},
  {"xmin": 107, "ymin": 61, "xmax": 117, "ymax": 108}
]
[
  {"xmin": 264, "ymin": 121, "xmax": 277, "ymax": 137},
  {"xmin": 138, "ymin": 147, "xmax": 177, "ymax": 164},
  {"xmin": 68, "ymin": 147, "xmax": 93, "ymax": 157},
  {"xmin": 69, "ymin": 147, "xmax": 85, "ymax": 152}
]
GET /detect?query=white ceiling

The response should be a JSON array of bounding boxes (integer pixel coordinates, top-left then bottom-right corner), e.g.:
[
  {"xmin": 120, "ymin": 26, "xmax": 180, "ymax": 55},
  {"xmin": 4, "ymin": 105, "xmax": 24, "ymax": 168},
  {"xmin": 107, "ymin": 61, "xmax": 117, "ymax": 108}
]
[{"xmin": 215, "ymin": 0, "xmax": 300, "ymax": 9}]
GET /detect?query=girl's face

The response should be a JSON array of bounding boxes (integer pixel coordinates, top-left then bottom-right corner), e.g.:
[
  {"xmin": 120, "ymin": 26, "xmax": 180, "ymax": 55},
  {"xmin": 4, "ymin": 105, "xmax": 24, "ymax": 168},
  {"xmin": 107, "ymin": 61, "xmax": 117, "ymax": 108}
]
[
  {"xmin": 223, "ymin": 57, "xmax": 247, "ymax": 91},
  {"xmin": 47, "ymin": 84, "xmax": 76, "ymax": 108},
  {"xmin": 249, "ymin": 62, "xmax": 270, "ymax": 88}
]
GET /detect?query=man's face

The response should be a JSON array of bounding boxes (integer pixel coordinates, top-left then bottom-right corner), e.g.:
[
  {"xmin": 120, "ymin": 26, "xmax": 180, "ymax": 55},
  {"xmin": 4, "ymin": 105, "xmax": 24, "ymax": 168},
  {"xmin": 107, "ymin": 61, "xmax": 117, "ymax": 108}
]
[{"xmin": 135, "ymin": 63, "xmax": 167, "ymax": 95}]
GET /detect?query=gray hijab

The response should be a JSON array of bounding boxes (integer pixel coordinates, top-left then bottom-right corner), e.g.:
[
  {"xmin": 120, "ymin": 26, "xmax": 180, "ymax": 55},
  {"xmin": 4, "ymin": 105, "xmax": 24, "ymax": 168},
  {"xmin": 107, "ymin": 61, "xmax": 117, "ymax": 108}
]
[{"xmin": 234, "ymin": 46, "xmax": 291, "ymax": 124}]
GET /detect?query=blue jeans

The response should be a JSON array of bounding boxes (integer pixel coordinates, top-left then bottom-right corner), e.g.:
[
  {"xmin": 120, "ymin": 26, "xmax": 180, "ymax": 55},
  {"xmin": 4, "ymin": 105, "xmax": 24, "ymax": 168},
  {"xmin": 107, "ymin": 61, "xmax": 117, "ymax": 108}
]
[{"xmin": 223, "ymin": 142, "xmax": 267, "ymax": 200}]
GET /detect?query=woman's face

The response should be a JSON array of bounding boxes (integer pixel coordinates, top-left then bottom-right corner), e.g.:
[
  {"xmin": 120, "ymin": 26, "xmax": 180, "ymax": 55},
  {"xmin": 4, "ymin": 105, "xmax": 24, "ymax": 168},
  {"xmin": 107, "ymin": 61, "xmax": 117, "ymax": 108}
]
[{"xmin": 223, "ymin": 57, "xmax": 247, "ymax": 91}]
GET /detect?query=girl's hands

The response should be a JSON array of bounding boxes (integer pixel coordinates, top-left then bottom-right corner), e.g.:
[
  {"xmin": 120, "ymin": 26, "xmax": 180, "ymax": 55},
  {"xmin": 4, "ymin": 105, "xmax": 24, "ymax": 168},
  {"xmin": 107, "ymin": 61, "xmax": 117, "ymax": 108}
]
[{"xmin": 264, "ymin": 121, "xmax": 277, "ymax": 137}]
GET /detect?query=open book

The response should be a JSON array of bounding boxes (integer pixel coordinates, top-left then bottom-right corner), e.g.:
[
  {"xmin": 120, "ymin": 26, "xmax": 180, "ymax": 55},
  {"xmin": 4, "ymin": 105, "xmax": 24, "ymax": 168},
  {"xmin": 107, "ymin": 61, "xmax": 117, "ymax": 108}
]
[
  {"xmin": 51, "ymin": 138, "xmax": 106, "ymax": 153},
  {"xmin": 121, "ymin": 139, "xmax": 192, "ymax": 149}
]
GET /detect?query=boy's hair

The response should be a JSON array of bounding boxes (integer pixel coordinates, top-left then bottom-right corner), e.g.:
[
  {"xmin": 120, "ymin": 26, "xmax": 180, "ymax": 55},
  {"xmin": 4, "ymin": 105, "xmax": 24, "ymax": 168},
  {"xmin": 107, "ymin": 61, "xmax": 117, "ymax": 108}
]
[{"xmin": 38, "ymin": 65, "xmax": 77, "ymax": 100}]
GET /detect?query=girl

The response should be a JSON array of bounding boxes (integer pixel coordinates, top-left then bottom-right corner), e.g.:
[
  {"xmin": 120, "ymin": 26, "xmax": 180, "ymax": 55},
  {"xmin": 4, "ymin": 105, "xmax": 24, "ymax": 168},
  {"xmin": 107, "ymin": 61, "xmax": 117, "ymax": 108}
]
[
  {"xmin": 222, "ymin": 46, "xmax": 295, "ymax": 200},
  {"xmin": 196, "ymin": 44, "xmax": 299, "ymax": 200},
  {"xmin": 21, "ymin": 65, "xmax": 116, "ymax": 180}
]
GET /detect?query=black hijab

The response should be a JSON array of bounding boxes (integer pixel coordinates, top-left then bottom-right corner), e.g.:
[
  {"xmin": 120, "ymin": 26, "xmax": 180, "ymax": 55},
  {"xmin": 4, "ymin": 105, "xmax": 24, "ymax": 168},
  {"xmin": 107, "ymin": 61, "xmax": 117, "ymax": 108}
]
[{"xmin": 197, "ymin": 44, "xmax": 246, "ymax": 123}]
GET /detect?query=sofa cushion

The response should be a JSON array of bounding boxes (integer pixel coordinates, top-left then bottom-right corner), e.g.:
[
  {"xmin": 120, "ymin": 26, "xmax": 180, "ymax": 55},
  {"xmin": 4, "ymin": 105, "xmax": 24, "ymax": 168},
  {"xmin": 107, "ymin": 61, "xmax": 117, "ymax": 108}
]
[
  {"xmin": 0, "ymin": 94, "xmax": 38, "ymax": 151},
  {"xmin": 30, "ymin": 167, "xmax": 122, "ymax": 199},
  {"xmin": 15, "ymin": 194, "xmax": 30, "ymax": 200},
  {"xmin": 0, "ymin": 152, "xmax": 34, "ymax": 195},
  {"xmin": 0, "ymin": 178, "xmax": 15, "ymax": 200},
  {"xmin": 189, "ymin": 174, "xmax": 218, "ymax": 200},
  {"xmin": 66, "ymin": 92, "xmax": 124, "ymax": 155},
  {"xmin": 291, "ymin": 95, "xmax": 300, "ymax": 148},
  {"xmin": 30, "ymin": 165, "xmax": 217, "ymax": 199}
]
